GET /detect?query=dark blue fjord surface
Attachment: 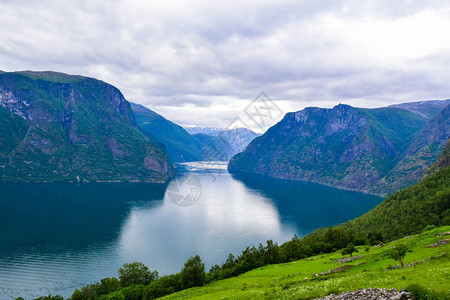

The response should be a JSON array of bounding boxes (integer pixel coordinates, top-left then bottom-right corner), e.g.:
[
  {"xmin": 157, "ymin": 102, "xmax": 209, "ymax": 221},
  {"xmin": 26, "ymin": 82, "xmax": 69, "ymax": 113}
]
[{"xmin": 0, "ymin": 162, "xmax": 382, "ymax": 299}]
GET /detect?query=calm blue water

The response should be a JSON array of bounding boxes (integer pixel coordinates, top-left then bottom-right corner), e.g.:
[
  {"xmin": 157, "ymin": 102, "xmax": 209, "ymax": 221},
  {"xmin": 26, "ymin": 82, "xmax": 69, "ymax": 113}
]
[{"xmin": 0, "ymin": 162, "xmax": 382, "ymax": 299}]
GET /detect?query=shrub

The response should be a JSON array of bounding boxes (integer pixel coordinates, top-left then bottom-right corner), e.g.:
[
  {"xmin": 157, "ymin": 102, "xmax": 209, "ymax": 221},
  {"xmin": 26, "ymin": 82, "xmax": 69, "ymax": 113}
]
[
  {"xmin": 143, "ymin": 274, "xmax": 181, "ymax": 300},
  {"xmin": 33, "ymin": 296, "xmax": 63, "ymax": 300},
  {"xmin": 422, "ymin": 225, "xmax": 436, "ymax": 232},
  {"xmin": 342, "ymin": 243, "xmax": 357, "ymax": 257},
  {"xmin": 406, "ymin": 284, "xmax": 450, "ymax": 300}
]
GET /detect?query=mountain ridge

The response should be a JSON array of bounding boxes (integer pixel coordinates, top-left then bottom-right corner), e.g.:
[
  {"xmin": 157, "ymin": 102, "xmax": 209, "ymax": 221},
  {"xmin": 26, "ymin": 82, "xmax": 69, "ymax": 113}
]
[
  {"xmin": 388, "ymin": 99, "xmax": 450, "ymax": 118},
  {"xmin": 229, "ymin": 101, "xmax": 449, "ymax": 195},
  {"xmin": 0, "ymin": 71, "xmax": 174, "ymax": 183},
  {"xmin": 132, "ymin": 103, "xmax": 258, "ymax": 162},
  {"xmin": 184, "ymin": 126, "xmax": 260, "ymax": 154}
]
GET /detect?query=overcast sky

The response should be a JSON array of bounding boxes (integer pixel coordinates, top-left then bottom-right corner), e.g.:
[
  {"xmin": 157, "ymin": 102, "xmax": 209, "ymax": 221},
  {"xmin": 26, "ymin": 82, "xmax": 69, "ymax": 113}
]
[{"xmin": 1, "ymin": 0, "xmax": 450, "ymax": 128}]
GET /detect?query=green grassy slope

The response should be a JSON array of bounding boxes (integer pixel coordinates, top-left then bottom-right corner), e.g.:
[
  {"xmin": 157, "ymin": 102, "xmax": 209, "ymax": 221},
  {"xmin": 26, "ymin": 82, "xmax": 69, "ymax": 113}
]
[
  {"xmin": 338, "ymin": 166, "xmax": 450, "ymax": 241},
  {"xmin": 162, "ymin": 226, "xmax": 450, "ymax": 300}
]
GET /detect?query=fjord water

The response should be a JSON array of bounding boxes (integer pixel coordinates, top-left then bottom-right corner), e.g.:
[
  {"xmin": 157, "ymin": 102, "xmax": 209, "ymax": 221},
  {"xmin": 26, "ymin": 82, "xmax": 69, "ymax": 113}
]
[{"xmin": 0, "ymin": 162, "xmax": 382, "ymax": 299}]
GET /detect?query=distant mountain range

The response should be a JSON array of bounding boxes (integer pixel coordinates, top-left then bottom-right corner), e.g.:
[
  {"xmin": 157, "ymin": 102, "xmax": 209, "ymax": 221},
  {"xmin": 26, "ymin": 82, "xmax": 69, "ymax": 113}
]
[
  {"xmin": 0, "ymin": 70, "xmax": 260, "ymax": 183},
  {"xmin": 388, "ymin": 100, "xmax": 450, "ymax": 118},
  {"xmin": 229, "ymin": 100, "xmax": 450, "ymax": 196},
  {"xmin": 2, "ymin": 69, "xmax": 449, "ymax": 193},
  {"xmin": 131, "ymin": 103, "xmax": 259, "ymax": 162},
  {"xmin": 0, "ymin": 71, "xmax": 174, "ymax": 183},
  {"xmin": 184, "ymin": 126, "xmax": 260, "ymax": 154}
]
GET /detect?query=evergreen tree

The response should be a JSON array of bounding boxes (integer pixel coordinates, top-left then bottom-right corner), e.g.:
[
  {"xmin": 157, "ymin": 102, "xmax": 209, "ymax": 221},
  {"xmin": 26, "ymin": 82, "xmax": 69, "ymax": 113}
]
[{"xmin": 180, "ymin": 255, "xmax": 206, "ymax": 289}]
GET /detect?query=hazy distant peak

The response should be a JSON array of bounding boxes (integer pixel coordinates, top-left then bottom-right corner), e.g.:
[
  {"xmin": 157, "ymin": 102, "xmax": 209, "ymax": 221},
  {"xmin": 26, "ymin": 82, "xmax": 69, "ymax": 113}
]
[
  {"xmin": 389, "ymin": 99, "xmax": 450, "ymax": 118},
  {"xmin": 184, "ymin": 126, "xmax": 258, "ymax": 136}
]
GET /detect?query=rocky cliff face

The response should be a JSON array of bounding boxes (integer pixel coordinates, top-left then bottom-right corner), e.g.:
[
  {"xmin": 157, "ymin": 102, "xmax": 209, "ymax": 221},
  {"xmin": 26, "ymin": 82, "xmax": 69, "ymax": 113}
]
[
  {"xmin": 0, "ymin": 71, "xmax": 174, "ymax": 183},
  {"xmin": 229, "ymin": 102, "xmax": 449, "ymax": 195}
]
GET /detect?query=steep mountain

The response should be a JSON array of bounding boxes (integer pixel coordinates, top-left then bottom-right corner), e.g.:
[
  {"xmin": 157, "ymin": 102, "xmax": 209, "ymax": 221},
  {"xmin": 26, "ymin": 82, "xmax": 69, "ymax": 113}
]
[
  {"xmin": 372, "ymin": 105, "xmax": 450, "ymax": 194},
  {"xmin": 132, "ymin": 104, "xmax": 248, "ymax": 162},
  {"xmin": 229, "ymin": 101, "xmax": 449, "ymax": 195},
  {"xmin": 131, "ymin": 103, "xmax": 205, "ymax": 162},
  {"xmin": 185, "ymin": 126, "xmax": 260, "ymax": 154},
  {"xmin": 424, "ymin": 138, "xmax": 450, "ymax": 176},
  {"xmin": 0, "ymin": 71, "xmax": 174, "ymax": 183}
]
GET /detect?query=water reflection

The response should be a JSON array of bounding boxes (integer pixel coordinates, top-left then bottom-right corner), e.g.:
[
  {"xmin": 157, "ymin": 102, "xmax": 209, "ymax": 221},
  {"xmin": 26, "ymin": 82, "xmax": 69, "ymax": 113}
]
[
  {"xmin": 118, "ymin": 170, "xmax": 289, "ymax": 275},
  {"xmin": 0, "ymin": 164, "xmax": 382, "ymax": 299},
  {"xmin": 0, "ymin": 183, "xmax": 166, "ymax": 249},
  {"xmin": 231, "ymin": 172, "xmax": 383, "ymax": 236}
]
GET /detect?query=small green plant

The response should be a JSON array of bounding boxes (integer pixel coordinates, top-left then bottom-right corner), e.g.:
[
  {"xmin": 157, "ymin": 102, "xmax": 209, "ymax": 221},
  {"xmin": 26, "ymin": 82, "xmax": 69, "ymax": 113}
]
[{"xmin": 389, "ymin": 243, "xmax": 408, "ymax": 267}]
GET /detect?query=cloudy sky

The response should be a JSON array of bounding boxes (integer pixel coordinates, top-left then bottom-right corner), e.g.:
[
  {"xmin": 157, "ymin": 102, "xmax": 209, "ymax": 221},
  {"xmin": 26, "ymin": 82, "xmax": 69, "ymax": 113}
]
[{"xmin": 1, "ymin": 0, "xmax": 450, "ymax": 128}]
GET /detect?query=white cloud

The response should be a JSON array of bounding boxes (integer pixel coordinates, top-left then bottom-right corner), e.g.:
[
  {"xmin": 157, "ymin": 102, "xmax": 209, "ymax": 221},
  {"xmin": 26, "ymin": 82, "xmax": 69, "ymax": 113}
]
[{"xmin": 1, "ymin": 0, "xmax": 450, "ymax": 127}]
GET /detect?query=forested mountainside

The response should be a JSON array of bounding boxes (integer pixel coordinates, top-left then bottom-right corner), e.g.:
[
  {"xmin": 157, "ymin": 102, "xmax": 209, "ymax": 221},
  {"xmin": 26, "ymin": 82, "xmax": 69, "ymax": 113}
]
[
  {"xmin": 229, "ymin": 101, "xmax": 450, "ymax": 196},
  {"xmin": 0, "ymin": 71, "xmax": 174, "ymax": 183},
  {"xmin": 132, "ymin": 103, "xmax": 254, "ymax": 162}
]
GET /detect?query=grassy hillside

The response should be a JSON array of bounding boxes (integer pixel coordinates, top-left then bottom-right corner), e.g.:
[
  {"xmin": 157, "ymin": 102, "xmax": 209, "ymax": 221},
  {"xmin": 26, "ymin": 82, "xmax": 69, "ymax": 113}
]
[
  {"xmin": 161, "ymin": 226, "xmax": 450, "ymax": 299},
  {"xmin": 338, "ymin": 166, "xmax": 450, "ymax": 241}
]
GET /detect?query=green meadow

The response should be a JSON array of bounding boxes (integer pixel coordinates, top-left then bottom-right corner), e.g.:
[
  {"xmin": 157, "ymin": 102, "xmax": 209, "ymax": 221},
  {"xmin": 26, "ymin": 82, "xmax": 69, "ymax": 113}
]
[{"xmin": 163, "ymin": 226, "xmax": 450, "ymax": 300}]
